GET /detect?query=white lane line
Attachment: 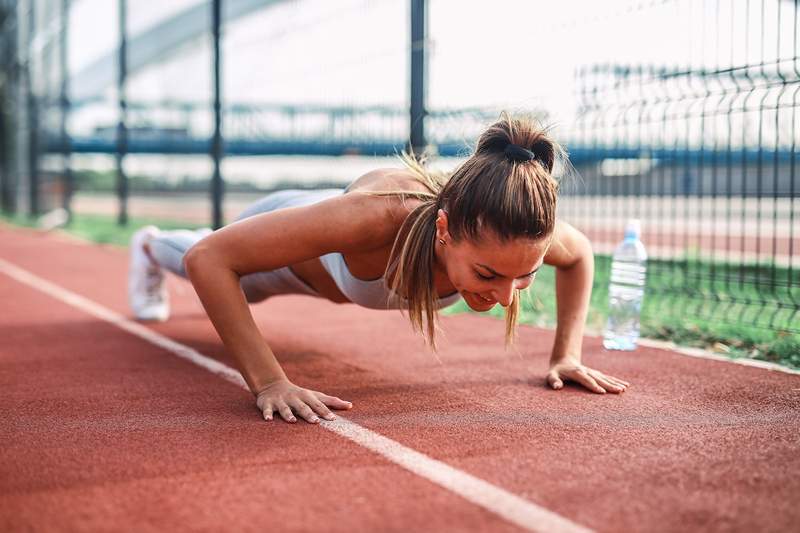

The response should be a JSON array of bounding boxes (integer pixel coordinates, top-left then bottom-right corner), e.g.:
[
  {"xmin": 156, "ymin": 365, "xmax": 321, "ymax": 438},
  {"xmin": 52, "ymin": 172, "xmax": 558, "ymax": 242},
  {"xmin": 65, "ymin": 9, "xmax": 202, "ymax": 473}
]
[
  {"xmin": 580, "ymin": 324, "xmax": 800, "ymax": 376},
  {"xmin": 0, "ymin": 257, "xmax": 592, "ymax": 533},
  {"xmin": 636, "ymin": 337, "xmax": 800, "ymax": 376}
]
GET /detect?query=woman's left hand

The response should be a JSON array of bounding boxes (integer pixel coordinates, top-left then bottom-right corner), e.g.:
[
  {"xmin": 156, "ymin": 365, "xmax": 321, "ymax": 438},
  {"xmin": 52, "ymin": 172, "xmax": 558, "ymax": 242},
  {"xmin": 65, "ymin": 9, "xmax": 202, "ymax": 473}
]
[{"xmin": 546, "ymin": 356, "xmax": 630, "ymax": 394}]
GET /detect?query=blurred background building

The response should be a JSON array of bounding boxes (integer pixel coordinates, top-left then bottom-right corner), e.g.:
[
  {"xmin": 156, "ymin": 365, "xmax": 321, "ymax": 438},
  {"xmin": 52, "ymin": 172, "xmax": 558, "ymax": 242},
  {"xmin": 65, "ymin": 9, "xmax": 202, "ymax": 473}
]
[{"xmin": 0, "ymin": 0, "xmax": 798, "ymax": 341}]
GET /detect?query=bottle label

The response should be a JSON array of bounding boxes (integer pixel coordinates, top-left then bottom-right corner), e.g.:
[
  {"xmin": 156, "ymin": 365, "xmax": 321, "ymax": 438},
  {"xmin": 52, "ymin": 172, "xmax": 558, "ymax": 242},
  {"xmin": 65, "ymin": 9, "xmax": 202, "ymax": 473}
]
[{"xmin": 610, "ymin": 262, "xmax": 646, "ymax": 286}]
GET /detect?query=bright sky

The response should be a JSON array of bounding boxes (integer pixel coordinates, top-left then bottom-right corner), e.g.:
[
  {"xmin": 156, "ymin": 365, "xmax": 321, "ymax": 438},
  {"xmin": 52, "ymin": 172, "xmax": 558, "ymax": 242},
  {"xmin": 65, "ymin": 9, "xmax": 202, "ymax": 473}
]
[
  {"xmin": 56, "ymin": 0, "xmax": 796, "ymax": 185},
  {"xmin": 61, "ymin": 0, "xmax": 797, "ymax": 148},
  {"xmin": 66, "ymin": 0, "xmax": 794, "ymax": 114}
]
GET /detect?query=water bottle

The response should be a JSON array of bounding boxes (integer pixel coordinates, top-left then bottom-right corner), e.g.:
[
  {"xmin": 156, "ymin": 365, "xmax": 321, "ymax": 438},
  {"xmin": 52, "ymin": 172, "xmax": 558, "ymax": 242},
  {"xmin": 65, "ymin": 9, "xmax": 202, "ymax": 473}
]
[{"xmin": 603, "ymin": 219, "xmax": 648, "ymax": 351}]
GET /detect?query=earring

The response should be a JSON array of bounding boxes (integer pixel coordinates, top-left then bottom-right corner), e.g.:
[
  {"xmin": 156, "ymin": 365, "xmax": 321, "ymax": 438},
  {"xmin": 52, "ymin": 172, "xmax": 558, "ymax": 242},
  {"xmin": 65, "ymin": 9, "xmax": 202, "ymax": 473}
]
[{"xmin": 438, "ymin": 239, "xmax": 446, "ymax": 245}]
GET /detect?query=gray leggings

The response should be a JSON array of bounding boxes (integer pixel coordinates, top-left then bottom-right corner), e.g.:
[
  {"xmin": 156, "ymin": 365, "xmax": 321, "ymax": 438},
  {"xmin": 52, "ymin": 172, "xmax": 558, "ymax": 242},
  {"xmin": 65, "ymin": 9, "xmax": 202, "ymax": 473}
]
[{"xmin": 148, "ymin": 189, "xmax": 342, "ymax": 303}]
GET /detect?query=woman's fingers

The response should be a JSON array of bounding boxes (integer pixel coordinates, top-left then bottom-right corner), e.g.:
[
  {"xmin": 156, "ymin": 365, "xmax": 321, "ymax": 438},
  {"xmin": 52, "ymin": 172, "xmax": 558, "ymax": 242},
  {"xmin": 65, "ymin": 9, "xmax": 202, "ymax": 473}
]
[
  {"xmin": 275, "ymin": 401, "xmax": 296, "ymax": 423},
  {"xmin": 256, "ymin": 381, "xmax": 353, "ymax": 424},
  {"xmin": 595, "ymin": 375, "xmax": 625, "ymax": 393},
  {"xmin": 315, "ymin": 391, "xmax": 353, "ymax": 410},
  {"xmin": 611, "ymin": 376, "xmax": 631, "ymax": 387},
  {"xmin": 590, "ymin": 371, "xmax": 628, "ymax": 393},
  {"xmin": 602, "ymin": 374, "xmax": 626, "ymax": 386},
  {"xmin": 607, "ymin": 376, "xmax": 630, "ymax": 390},
  {"xmin": 547, "ymin": 363, "xmax": 630, "ymax": 394},
  {"xmin": 289, "ymin": 399, "xmax": 321, "ymax": 424},
  {"xmin": 305, "ymin": 396, "xmax": 336, "ymax": 421},
  {"xmin": 546, "ymin": 371, "xmax": 564, "ymax": 390},
  {"xmin": 260, "ymin": 400, "xmax": 274, "ymax": 421},
  {"xmin": 573, "ymin": 370, "xmax": 606, "ymax": 394}
]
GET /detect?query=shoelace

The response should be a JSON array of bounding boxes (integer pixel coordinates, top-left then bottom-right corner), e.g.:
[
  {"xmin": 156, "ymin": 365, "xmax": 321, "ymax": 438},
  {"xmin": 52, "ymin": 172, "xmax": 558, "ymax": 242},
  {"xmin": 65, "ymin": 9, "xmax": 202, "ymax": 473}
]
[{"xmin": 142, "ymin": 266, "xmax": 164, "ymax": 305}]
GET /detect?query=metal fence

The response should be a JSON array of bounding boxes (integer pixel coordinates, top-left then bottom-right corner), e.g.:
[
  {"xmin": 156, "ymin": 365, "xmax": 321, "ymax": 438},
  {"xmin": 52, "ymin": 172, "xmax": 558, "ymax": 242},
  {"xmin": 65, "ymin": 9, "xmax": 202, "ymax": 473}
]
[
  {"xmin": 560, "ymin": 0, "xmax": 799, "ymax": 335},
  {"xmin": 1, "ymin": 0, "xmax": 797, "ymax": 339}
]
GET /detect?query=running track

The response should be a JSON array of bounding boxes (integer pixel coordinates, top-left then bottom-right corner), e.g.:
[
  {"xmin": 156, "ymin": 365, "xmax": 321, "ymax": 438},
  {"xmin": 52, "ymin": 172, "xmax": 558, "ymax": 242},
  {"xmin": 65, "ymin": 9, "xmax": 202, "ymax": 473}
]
[{"xmin": 1, "ymin": 224, "xmax": 799, "ymax": 533}]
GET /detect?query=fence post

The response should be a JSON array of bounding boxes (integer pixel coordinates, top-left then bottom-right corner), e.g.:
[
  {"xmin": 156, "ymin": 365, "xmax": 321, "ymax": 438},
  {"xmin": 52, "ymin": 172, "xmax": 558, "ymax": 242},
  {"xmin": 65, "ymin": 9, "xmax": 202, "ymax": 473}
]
[
  {"xmin": 60, "ymin": 0, "xmax": 72, "ymax": 223},
  {"xmin": 210, "ymin": 0, "xmax": 224, "ymax": 230},
  {"xmin": 116, "ymin": 0, "xmax": 128, "ymax": 226},
  {"xmin": 25, "ymin": 0, "xmax": 39, "ymax": 217},
  {"xmin": 408, "ymin": 0, "xmax": 427, "ymax": 158}
]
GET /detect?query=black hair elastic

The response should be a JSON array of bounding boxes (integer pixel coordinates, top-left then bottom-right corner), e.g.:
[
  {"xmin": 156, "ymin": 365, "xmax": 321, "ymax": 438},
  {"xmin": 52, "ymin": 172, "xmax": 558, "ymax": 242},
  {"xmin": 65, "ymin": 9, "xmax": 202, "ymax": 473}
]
[{"xmin": 503, "ymin": 143, "xmax": 537, "ymax": 163}]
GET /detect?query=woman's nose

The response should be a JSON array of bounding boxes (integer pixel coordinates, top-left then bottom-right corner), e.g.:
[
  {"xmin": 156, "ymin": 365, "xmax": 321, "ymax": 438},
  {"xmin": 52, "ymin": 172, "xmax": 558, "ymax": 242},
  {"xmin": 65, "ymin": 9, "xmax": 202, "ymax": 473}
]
[{"xmin": 491, "ymin": 280, "xmax": 517, "ymax": 307}]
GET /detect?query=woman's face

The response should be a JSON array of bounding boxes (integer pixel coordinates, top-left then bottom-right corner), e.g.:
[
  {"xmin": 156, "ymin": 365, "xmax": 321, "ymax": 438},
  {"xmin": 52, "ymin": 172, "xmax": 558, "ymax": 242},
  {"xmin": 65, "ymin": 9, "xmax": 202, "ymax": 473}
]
[{"xmin": 435, "ymin": 209, "xmax": 549, "ymax": 311}]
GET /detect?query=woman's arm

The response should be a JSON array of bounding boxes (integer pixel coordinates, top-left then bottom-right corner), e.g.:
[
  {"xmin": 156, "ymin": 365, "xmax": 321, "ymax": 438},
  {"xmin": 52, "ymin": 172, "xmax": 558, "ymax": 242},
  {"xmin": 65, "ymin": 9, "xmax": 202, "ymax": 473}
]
[
  {"xmin": 183, "ymin": 192, "xmax": 399, "ymax": 420},
  {"xmin": 542, "ymin": 221, "xmax": 630, "ymax": 394},
  {"xmin": 550, "ymin": 253, "xmax": 593, "ymax": 364},
  {"xmin": 183, "ymin": 252, "xmax": 288, "ymax": 393}
]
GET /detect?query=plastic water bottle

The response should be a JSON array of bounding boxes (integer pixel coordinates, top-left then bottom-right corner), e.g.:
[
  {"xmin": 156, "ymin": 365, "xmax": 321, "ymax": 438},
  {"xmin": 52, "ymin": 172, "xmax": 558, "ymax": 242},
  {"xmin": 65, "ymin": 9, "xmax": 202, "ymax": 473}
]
[{"xmin": 603, "ymin": 219, "xmax": 648, "ymax": 351}]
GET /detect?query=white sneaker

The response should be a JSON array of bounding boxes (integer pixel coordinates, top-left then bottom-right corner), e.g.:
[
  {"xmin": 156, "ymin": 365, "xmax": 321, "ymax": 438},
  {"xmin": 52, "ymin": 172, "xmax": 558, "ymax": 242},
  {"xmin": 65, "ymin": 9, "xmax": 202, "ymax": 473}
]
[{"xmin": 128, "ymin": 225, "xmax": 170, "ymax": 321}]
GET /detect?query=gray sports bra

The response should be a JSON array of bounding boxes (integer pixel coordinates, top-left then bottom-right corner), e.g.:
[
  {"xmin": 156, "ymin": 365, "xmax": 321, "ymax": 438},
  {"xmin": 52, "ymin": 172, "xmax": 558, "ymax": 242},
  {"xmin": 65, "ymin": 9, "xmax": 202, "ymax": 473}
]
[{"xmin": 278, "ymin": 187, "xmax": 462, "ymax": 310}]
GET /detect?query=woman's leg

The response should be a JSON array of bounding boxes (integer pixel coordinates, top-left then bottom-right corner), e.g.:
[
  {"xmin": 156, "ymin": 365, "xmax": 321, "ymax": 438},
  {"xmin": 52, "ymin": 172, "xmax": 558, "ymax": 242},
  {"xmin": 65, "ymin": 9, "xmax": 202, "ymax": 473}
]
[
  {"xmin": 147, "ymin": 228, "xmax": 214, "ymax": 278},
  {"xmin": 147, "ymin": 225, "xmax": 320, "ymax": 303},
  {"xmin": 129, "ymin": 225, "xmax": 197, "ymax": 321},
  {"xmin": 144, "ymin": 190, "xmax": 298, "ymax": 277},
  {"xmin": 145, "ymin": 189, "xmax": 338, "ymax": 304}
]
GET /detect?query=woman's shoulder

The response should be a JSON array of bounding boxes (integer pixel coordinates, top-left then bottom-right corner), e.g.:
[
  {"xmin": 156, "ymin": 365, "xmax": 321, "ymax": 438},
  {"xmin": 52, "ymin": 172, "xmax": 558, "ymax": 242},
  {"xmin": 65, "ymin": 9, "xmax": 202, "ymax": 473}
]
[
  {"xmin": 345, "ymin": 167, "xmax": 432, "ymax": 195},
  {"xmin": 344, "ymin": 168, "xmax": 434, "ymax": 224},
  {"xmin": 343, "ymin": 168, "xmax": 430, "ymax": 245}
]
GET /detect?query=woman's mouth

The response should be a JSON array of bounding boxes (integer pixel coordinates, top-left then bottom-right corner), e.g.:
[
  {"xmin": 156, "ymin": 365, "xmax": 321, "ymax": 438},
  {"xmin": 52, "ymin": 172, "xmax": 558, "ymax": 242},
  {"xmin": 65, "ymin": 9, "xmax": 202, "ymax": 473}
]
[{"xmin": 473, "ymin": 292, "xmax": 494, "ymax": 304}]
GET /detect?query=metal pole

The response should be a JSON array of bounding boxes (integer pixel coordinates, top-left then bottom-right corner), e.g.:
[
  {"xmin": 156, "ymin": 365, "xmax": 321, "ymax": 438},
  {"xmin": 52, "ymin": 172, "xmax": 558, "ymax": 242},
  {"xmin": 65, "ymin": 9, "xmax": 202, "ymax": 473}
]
[
  {"xmin": 2, "ymin": 1, "xmax": 20, "ymax": 215},
  {"xmin": 0, "ymin": 2, "xmax": 10, "ymax": 213},
  {"xmin": 408, "ymin": 0, "xmax": 427, "ymax": 157},
  {"xmin": 116, "ymin": 0, "xmax": 128, "ymax": 226},
  {"xmin": 211, "ymin": 0, "xmax": 224, "ymax": 229},
  {"xmin": 60, "ymin": 0, "xmax": 72, "ymax": 223},
  {"xmin": 26, "ymin": 0, "xmax": 39, "ymax": 217}
]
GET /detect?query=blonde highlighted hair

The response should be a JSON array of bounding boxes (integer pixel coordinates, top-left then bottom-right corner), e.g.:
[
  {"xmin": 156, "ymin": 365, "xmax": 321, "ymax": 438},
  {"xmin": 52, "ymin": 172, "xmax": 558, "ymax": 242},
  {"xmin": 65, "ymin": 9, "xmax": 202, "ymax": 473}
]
[{"xmin": 364, "ymin": 111, "xmax": 569, "ymax": 350}]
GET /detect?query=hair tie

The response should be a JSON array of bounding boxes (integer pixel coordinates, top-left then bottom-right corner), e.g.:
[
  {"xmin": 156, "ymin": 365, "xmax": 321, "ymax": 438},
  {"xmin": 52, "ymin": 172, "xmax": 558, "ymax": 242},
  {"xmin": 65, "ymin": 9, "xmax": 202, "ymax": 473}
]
[{"xmin": 503, "ymin": 143, "xmax": 536, "ymax": 163}]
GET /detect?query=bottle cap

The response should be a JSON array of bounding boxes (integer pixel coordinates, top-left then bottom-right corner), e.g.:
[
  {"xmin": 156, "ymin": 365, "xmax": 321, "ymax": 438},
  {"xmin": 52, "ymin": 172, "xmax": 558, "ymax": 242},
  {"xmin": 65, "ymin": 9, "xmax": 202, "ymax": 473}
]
[{"xmin": 624, "ymin": 219, "xmax": 641, "ymax": 240}]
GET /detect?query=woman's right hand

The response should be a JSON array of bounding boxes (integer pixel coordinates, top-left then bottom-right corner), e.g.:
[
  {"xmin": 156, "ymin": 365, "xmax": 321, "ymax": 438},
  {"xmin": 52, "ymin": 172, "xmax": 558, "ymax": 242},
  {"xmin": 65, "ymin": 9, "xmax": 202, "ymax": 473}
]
[{"xmin": 255, "ymin": 379, "xmax": 353, "ymax": 424}]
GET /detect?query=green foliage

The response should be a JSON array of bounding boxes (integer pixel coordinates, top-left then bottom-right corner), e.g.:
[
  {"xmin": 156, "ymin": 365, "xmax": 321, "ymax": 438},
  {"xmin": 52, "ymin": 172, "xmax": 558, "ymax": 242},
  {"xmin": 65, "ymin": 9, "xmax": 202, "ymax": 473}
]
[
  {"xmin": 63, "ymin": 213, "xmax": 206, "ymax": 246},
  {"xmin": 443, "ymin": 254, "xmax": 799, "ymax": 370},
  {"xmin": 0, "ymin": 211, "xmax": 205, "ymax": 247}
]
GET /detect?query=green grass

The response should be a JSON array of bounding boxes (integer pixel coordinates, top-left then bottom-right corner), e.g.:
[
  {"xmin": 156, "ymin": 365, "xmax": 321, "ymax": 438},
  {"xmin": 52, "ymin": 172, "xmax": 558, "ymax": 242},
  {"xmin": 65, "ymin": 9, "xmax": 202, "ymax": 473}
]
[
  {"xmin": 442, "ymin": 257, "xmax": 800, "ymax": 370},
  {"xmin": 0, "ymin": 211, "xmax": 206, "ymax": 247},
  {"xmin": 3, "ymin": 209, "xmax": 798, "ymax": 370}
]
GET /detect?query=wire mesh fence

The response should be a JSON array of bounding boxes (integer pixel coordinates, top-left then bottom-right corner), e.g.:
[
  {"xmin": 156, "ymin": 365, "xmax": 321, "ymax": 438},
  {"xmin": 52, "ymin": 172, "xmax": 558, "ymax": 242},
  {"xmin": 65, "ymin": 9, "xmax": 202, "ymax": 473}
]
[
  {"xmin": 559, "ymin": 0, "xmax": 799, "ymax": 336},
  {"xmin": 1, "ymin": 0, "xmax": 797, "ymax": 345}
]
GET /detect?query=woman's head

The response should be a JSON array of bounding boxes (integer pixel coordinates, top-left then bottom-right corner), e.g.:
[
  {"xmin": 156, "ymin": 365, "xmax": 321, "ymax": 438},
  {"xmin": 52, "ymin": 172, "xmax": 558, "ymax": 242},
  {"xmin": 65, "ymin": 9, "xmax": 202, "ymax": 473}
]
[
  {"xmin": 433, "ymin": 210, "xmax": 548, "ymax": 310},
  {"xmin": 431, "ymin": 112, "xmax": 562, "ymax": 312},
  {"xmin": 384, "ymin": 111, "xmax": 569, "ymax": 349}
]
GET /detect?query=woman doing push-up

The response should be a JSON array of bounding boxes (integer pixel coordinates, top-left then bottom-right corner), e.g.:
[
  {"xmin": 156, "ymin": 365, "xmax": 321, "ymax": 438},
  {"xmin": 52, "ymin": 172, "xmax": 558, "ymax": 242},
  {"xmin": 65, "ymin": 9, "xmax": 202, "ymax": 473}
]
[{"xmin": 127, "ymin": 111, "xmax": 630, "ymax": 425}]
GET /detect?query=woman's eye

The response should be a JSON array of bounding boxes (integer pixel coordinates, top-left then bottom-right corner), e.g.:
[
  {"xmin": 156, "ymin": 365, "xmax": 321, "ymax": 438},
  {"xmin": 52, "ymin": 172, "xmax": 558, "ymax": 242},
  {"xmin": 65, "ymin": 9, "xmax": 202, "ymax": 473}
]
[{"xmin": 476, "ymin": 272, "xmax": 494, "ymax": 281}]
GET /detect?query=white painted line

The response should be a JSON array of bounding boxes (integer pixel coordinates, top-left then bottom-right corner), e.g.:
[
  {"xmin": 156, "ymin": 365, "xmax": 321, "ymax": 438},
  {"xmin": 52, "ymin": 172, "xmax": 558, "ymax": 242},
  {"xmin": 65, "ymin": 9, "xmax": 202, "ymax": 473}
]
[
  {"xmin": 0, "ymin": 257, "xmax": 592, "ymax": 533},
  {"xmin": 635, "ymin": 337, "xmax": 800, "ymax": 376},
  {"xmin": 580, "ymin": 326, "xmax": 800, "ymax": 376}
]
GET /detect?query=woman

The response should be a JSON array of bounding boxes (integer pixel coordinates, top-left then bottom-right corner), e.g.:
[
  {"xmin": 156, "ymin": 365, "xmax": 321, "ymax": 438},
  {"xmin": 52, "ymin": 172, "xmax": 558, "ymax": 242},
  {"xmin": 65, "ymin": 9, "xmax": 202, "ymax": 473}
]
[{"xmin": 128, "ymin": 112, "xmax": 630, "ymax": 425}]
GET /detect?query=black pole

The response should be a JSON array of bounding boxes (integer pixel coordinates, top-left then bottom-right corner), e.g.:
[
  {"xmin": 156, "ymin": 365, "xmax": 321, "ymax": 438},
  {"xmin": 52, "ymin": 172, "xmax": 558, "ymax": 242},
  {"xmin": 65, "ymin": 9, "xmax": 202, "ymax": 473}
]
[
  {"xmin": 408, "ymin": 0, "xmax": 427, "ymax": 157},
  {"xmin": 1, "ymin": 2, "xmax": 19, "ymax": 214},
  {"xmin": 211, "ymin": 0, "xmax": 224, "ymax": 229},
  {"xmin": 60, "ymin": 0, "xmax": 72, "ymax": 223},
  {"xmin": 26, "ymin": 1, "xmax": 39, "ymax": 217},
  {"xmin": 0, "ymin": 3, "xmax": 10, "ymax": 214},
  {"xmin": 116, "ymin": 0, "xmax": 128, "ymax": 226}
]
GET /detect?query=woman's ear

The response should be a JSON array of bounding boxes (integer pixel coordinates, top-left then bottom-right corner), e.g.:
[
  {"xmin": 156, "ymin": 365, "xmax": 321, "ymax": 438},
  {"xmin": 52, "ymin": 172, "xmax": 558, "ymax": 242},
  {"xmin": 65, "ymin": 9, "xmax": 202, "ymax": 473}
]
[{"xmin": 435, "ymin": 209, "xmax": 450, "ymax": 242}]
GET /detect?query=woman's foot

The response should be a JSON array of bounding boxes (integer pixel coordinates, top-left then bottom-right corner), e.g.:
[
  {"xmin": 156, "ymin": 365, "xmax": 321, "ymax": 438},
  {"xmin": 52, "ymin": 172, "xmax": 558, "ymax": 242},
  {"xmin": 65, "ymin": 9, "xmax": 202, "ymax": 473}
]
[{"xmin": 128, "ymin": 225, "xmax": 170, "ymax": 321}]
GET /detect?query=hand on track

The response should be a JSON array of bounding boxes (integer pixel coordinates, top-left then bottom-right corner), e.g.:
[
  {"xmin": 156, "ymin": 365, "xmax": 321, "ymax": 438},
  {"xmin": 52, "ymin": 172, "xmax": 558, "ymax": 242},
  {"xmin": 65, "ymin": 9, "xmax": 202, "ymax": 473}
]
[
  {"xmin": 546, "ymin": 357, "xmax": 630, "ymax": 394},
  {"xmin": 255, "ymin": 379, "xmax": 353, "ymax": 423}
]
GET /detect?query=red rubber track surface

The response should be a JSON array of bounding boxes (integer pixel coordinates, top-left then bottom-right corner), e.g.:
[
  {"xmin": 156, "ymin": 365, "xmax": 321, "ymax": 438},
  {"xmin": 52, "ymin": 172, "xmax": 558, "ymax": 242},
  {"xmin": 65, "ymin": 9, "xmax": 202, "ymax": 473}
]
[{"xmin": 1, "ymin": 224, "xmax": 799, "ymax": 533}]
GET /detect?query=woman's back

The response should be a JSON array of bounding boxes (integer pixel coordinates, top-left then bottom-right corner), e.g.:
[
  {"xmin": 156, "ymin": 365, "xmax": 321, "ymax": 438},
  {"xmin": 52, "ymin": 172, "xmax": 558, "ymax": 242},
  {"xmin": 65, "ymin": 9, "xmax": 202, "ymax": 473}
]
[{"xmin": 275, "ymin": 168, "xmax": 459, "ymax": 306}]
